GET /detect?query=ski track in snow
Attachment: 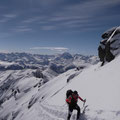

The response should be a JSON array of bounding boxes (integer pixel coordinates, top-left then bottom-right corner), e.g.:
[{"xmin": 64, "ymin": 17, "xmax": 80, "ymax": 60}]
[
  {"xmin": 36, "ymin": 101, "xmax": 120, "ymax": 120},
  {"xmin": 36, "ymin": 103, "xmax": 65, "ymax": 120},
  {"xmin": 40, "ymin": 103, "xmax": 67, "ymax": 120},
  {"xmin": 37, "ymin": 102, "xmax": 88, "ymax": 120}
]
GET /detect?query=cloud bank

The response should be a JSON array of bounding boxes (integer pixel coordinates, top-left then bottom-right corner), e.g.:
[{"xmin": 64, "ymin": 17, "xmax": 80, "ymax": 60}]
[{"xmin": 30, "ymin": 47, "xmax": 69, "ymax": 52}]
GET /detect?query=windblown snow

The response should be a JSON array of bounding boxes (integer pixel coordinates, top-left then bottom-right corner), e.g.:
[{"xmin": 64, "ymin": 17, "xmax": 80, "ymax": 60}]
[{"xmin": 0, "ymin": 55, "xmax": 120, "ymax": 120}]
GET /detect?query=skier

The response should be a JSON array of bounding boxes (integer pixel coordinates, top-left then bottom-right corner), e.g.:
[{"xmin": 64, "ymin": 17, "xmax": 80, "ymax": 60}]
[{"xmin": 66, "ymin": 90, "xmax": 86, "ymax": 120}]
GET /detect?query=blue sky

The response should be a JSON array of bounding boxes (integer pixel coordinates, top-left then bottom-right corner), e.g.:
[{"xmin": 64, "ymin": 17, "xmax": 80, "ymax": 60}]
[{"xmin": 0, "ymin": 0, "xmax": 120, "ymax": 55}]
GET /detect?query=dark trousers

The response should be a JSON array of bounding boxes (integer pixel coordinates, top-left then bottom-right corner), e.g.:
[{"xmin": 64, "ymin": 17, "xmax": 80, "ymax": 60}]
[{"xmin": 67, "ymin": 104, "xmax": 80, "ymax": 120}]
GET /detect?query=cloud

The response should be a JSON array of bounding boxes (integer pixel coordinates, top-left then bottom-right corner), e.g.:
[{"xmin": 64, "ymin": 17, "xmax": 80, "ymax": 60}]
[
  {"xmin": 0, "ymin": 18, "xmax": 9, "ymax": 23},
  {"xmin": 16, "ymin": 1, "xmax": 120, "ymax": 31},
  {"xmin": 41, "ymin": 25, "xmax": 56, "ymax": 30},
  {"xmin": 39, "ymin": 0, "xmax": 119, "ymax": 31},
  {"xmin": 0, "ymin": 50, "xmax": 10, "ymax": 53},
  {"xmin": 1, "ymin": 0, "xmax": 120, "ymax": 33},
  {"xmin": 56, "ymin": 0, "xmax": 120, "ymax": 21},
  {"xmin": 3, "ymin": 14, "xmax": 17, "ymax": 18},
  {"xmin": 33, "ymin": 0, "xmax": 64, "ymax": 7},
  {"xmin": 22, "ymin": 17, "xmax": 41, "ymax": 23},
  {"xmin": 10, "ymin": 25, "xmax": 33, "ymax": 33},
  {"xmin": 30, "ymin": 47, "xmax": 69, "ymax": 52},
  {"xmin": 65, "ymin": 0, "xmax": 120, "ymax": 12},
  {"xmin": 0, "ymin": 14, "xmax": 17, "ymax": 23},
  {"xmin": 12, "ymin": 28, "xmax": 32, "ymax": 32},
  {"xmin": 49, "ymin": 16, "xmax": 89, "ymax": 22}
]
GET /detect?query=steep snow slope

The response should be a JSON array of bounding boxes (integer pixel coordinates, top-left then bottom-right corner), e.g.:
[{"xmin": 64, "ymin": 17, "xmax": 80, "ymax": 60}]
[
  {"xmin": 47, "ymin": 59, "xmax": 120, "ymax": 109},
  {"xmin": 40, "ymin": 55, "xmax": 120, "ymax": 120},
  {"xmin": 43, "ymin": 55, "xmax": 120, "ymax": 109}
]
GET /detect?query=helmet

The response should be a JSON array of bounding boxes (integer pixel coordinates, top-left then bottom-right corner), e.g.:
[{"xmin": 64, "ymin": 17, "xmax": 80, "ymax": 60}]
[{"xmin": 74, "ymin": 90, "xmax": 78, "ymax": 94}]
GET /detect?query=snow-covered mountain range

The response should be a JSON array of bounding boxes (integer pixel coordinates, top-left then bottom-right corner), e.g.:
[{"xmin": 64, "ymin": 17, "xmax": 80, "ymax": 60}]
[{"xmin": 0, "ymin": 52, "xmax": 98, "ymax": 71}]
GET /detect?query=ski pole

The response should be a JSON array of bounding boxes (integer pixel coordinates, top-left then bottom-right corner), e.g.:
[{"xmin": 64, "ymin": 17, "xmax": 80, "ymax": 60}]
[
  {"xmin": 83, "ymin": 99, "xmax": 86, "ymax": 107},
  {"xmin": 81, "ymin": 99, "xmax": 86, "ymax": 110}
]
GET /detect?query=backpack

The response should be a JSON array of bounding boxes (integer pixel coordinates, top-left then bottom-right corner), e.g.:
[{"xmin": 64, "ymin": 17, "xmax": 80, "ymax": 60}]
[{"xmin": 66, "ymin": 89, "xmax": 73, "ymax": 98}]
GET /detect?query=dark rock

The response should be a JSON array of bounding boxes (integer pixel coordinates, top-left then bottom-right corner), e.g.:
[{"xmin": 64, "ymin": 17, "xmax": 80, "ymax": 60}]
[
  {"xmin": 65, "ymin": 64, "xmax": 76, "ymax": 71},
  {"xmin": 49, "ymin": 63, "xmax": 64, "ymax": 74},
  {"xmin": 33, "ymin": 69, "xmax": 44, "ymax": 78},
  {"xmin": 98, "ymin": 27, "xmax": 120, "ymax": 65}
]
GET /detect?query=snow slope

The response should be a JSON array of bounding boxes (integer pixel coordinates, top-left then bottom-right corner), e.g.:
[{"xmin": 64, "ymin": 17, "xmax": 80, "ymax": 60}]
[
  {"xmin": 39, "ymin": 55, "xmax": 120, "ymax": 120},
  {"xmin": 0, "ymin": 56, "xmax": 120, "ymax": 120}
]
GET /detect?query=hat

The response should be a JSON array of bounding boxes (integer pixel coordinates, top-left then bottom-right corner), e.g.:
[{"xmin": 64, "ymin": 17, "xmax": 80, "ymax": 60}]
[{"xmin": 74, "ymin": 90, "xmax": 78, "ymax": 94}]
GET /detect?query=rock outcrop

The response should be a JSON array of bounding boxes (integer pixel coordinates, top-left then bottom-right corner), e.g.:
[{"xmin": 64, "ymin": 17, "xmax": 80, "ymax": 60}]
[{"xmin": 98, "ymin": 26, "xmax": 120, "ymax": 65}]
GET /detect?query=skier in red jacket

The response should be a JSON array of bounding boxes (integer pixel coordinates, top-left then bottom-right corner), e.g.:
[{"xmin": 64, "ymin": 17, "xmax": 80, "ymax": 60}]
[{"xmin": 66, "ymin": 90, "xmax": 86, "ymax": 120}]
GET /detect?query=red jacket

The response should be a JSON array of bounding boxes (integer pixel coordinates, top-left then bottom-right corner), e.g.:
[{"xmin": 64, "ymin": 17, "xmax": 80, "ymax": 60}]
[{"xmin": 66, "ymin": 93, "xmax": 84, "ymax": 104}]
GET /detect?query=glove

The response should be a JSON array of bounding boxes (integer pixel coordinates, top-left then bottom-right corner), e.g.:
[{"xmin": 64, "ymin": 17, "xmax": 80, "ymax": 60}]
[{"xmin": 83, "ymin": 99, "xmax": 86, "ymax": 103}]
